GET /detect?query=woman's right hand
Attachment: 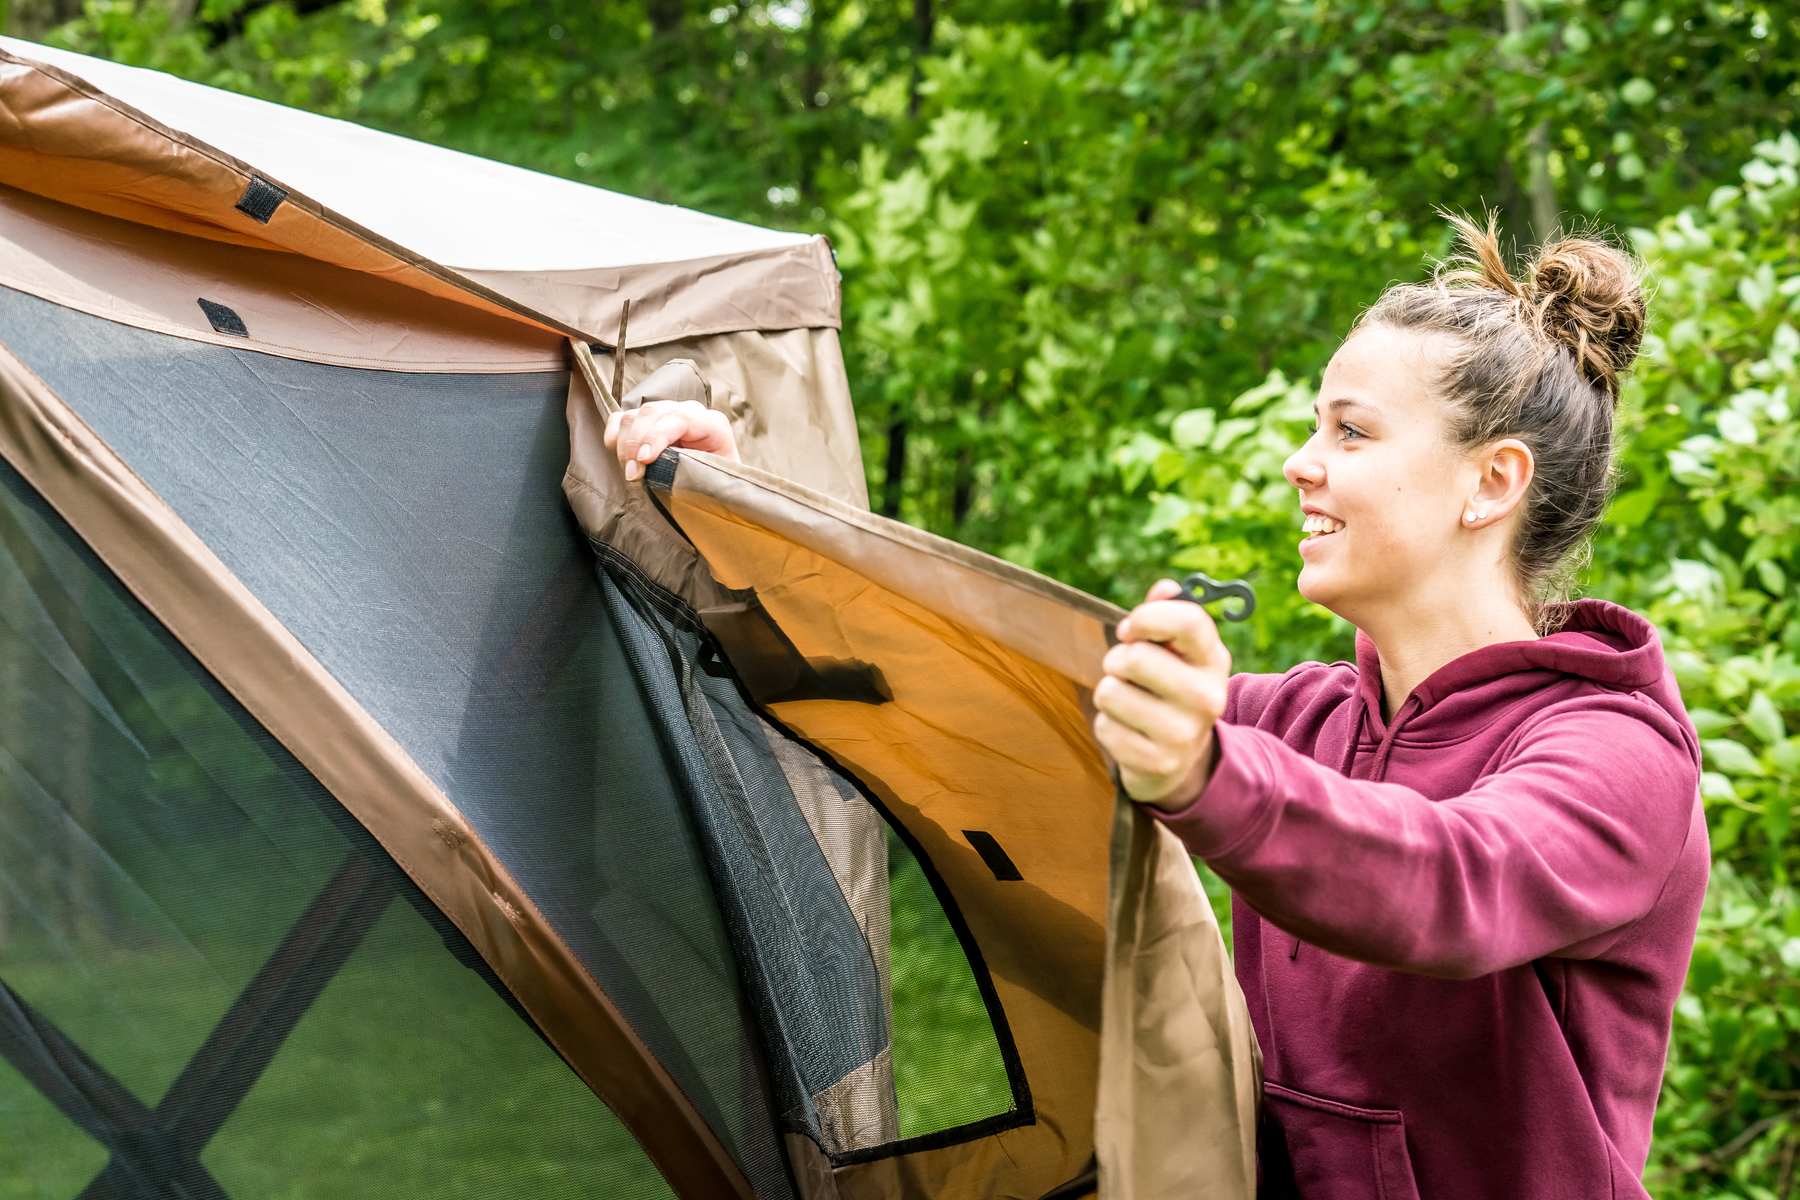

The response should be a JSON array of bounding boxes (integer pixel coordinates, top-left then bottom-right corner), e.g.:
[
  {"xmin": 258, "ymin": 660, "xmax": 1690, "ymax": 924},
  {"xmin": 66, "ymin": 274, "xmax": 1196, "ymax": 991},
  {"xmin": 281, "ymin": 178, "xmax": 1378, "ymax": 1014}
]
[
  {"xmin": 1093, "ymin": 579, "xmax": 1232, "ymax": 812},
  {"xmin": 604, "ymin": 400, "xmax": 739, "ymax": 481}
]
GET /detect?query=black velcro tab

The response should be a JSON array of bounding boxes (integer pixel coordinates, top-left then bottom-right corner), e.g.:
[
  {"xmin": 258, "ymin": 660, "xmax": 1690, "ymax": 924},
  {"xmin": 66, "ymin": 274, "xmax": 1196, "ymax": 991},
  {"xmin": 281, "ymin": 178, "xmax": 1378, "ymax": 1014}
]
[
  {"xmin": 234, "ymin": 174, "xmax": 288, "ymax": 223},
  {"xmin": 646, "ymin": 448, "xmax": 681, "ymax": 492},
  {"xmin": 963, "ymin": 830, "xmax": 1023, "ymax": 881},
  {"xmin": 197, "ymin": 299, "xmax": 249, "ymax": 338}
]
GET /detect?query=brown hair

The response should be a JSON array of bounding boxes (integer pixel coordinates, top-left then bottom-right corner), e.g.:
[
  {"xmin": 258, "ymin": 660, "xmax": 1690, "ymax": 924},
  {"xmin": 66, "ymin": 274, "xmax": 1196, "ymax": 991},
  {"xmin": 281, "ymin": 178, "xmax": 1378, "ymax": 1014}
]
[{"xmin": 1357, "ymin": 213, "xmax": 1648, "ymax": 630}]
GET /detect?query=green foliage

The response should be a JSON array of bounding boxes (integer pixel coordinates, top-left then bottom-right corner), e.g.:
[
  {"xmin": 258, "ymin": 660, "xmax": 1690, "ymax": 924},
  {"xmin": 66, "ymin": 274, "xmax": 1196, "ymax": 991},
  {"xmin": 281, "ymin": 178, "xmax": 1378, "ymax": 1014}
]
[
  {"xmin": 11, "ymin": 0, "xmax": 1800, "ymax": 1187},
  {"xmin": 1600, "ymin": 133, "xmax": 1800, "ymax": 1198}
]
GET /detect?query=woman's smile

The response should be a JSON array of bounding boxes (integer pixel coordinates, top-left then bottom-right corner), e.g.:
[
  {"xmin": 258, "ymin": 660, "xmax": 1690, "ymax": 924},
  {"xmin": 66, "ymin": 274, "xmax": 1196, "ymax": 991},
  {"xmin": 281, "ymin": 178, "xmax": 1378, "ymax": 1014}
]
[{"xmin": 1299, "ymin": 512, "xmax": 1345, "ymax": 542}]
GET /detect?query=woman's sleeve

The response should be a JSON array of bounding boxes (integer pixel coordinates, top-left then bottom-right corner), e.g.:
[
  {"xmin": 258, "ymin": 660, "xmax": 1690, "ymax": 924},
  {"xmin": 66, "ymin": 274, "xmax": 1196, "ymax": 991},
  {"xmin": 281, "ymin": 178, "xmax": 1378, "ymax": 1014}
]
[{"xmin": 1153, "ymin": 697, "xmax": 1700, "ymax": 978}]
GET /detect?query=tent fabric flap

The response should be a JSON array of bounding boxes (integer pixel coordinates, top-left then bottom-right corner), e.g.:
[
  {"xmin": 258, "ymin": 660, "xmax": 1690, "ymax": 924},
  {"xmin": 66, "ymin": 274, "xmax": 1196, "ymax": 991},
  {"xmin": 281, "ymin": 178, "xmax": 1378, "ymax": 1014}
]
[
  {"xmin": 634, "ymin": 448, "xmax": 1262, "ymax": 1200},
  {"xmin": 1098, "ymin": 796, "xmax": 1261, "ymax": 1200}
]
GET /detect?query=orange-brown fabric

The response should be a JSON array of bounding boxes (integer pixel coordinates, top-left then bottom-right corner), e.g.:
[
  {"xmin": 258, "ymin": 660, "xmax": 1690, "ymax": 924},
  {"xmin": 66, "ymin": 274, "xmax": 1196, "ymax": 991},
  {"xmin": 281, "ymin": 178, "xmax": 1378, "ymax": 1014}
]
[
  {"xmin": 641, "ymin": 451, "xmax": 1262, "ymax": 1200},
  {"xmin": 0, "ymin": 182, "xmax": 567, "ymax": 372},
  {"xmin": 463, "ymin": 237, "xmax": 841, "ymax": 347},
  {"xmin": 0, "ymin": 339, "xmax": 758, "ymax": 1200},
  {"xmin": 658, "ymin": 452, "xmax": 1116, "ymax": 1200},
  {"xmin": 0, "ymin": 48, "xmax": 584, "ymax": 340}
]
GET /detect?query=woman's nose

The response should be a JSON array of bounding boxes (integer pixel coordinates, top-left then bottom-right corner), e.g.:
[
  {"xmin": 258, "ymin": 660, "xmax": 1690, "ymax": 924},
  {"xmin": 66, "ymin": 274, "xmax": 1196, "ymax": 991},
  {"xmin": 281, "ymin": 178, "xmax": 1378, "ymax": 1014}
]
[{"xmin": 1284, "ymin": 443, "xmax": 1323, "ymax": 490}]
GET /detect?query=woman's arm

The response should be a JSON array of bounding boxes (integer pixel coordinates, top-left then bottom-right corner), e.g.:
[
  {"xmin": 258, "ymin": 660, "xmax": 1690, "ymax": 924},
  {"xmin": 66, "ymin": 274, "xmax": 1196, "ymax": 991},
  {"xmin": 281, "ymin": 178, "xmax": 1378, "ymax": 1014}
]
[
  {"xmin": 1092, "ymin": 583, "xmax": 1701, "ymax": 978},
  {"xmin": 1156, "ymin": 703, "xmax": 1700, "ymax": 977}
]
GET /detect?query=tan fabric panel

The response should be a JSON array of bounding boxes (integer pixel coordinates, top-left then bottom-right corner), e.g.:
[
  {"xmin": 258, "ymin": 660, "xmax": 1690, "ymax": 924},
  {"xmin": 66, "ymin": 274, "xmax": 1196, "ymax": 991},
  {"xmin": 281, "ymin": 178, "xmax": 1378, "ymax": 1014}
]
[
  {"xmin": 0, "ymin": 182, "xmax": 566, "ymax": 372},
  {"xmin": 668, "ymin": 453, "xmax": 1113, "ymax": 679},
  {"xmin": 1097, "ymin": 797, "xmax": 1260, "ymax": 1200},
  {"xmin": 0, "ymin": 340, "xmax": 759, "ymax": 1200},
  {"xmin": 463, "ymin": 237, "xmax": 841, "ymax": 348},
  {"xmin": 568, "ymin": 331, "xmax": 869, "ymax": 515},
  {"xmin": 659, "ymin": 452, "xmax": 1113, "ymax": 1200},
  {"xmin": 0, "ymin": 48, "xmax": 584, "ymax": 339},
  {"xmin": 649, "ymin": 451, "xmax": 1261, "ymax": 1200}
]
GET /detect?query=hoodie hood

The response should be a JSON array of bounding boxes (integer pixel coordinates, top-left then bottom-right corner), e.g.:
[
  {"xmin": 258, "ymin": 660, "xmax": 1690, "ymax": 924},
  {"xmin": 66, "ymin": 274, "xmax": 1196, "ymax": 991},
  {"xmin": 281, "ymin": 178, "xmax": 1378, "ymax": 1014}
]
[{"xmin": 1352, "ymin": 600, "xmax": 1688, "ymax": 751}]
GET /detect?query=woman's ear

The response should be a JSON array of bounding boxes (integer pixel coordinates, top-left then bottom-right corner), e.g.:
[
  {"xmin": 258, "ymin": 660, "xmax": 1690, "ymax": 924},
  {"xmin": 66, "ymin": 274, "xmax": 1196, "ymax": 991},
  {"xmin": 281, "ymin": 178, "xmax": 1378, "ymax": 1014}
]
[{"xmin": 1465, "ymin": 438, "xmax": 1534, "ymax": 528}]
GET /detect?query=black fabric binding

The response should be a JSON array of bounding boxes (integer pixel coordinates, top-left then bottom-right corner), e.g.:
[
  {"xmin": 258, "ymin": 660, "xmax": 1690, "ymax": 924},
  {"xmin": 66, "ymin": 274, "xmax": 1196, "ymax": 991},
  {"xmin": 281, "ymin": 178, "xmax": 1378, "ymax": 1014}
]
[
  {"xmin": 196, "ymin": 298, "xmax": 248, "ymax": 338},
  {"xmin": 234, "ymin": 174, "xmax": 288, "ymax": 223},
  {"xmin": 647, "ymin": 447, "xmax": 681, "ymax": 491},
  {"xmin": 962, "ymin": 830, "xmax": 1025, "ymax": 882}
]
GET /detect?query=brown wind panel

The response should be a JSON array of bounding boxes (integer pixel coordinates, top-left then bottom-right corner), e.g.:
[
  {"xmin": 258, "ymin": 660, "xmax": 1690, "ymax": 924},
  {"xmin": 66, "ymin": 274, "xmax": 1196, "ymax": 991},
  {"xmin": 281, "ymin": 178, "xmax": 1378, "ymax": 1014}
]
[
  {"xmin": 649, "ymin": 450, "xmax": 1120, "ymax": 1200},
  {"xmin": 643, "ymin": 450, "xmax": 1263, "ymax": 1200},
  {"xmin": 0, "ymin": 48, "xmax": 589, "ymax": 341}
]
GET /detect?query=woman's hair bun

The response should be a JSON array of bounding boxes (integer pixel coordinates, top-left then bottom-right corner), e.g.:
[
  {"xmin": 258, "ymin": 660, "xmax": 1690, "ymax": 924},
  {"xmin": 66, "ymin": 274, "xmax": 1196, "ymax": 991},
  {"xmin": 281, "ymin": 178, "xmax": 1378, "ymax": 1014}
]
[
  {"xmin": 1528, "ymin": 236, "xmax": 1646, "ymax": 401},
  {"xmin": 1439, "ymin": 213, "xmax": 1646, "ymax": 401}
]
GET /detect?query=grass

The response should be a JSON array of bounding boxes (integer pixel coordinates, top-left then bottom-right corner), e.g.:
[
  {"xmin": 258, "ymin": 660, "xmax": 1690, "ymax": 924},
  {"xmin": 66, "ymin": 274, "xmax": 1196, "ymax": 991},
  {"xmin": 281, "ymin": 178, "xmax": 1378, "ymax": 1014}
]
[
  {"xmin": 0, "ymin": 902, "xmax": 672, "ymax": 1200},
  {"xmin": 886, "ymin": 830, "xmax": 1015, "ymax": 1139},
  {"xmin": 2, "ymin": 845, "xmax": 1017, "ymax": 1198}
]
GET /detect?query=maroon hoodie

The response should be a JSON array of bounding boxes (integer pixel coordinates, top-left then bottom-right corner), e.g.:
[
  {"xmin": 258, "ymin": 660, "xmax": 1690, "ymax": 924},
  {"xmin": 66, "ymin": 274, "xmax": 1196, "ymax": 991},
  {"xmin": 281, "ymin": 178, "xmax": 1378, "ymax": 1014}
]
[{"xmin": 1151, "ymin": 600, "xmax": 1707, "ymax": 1200}]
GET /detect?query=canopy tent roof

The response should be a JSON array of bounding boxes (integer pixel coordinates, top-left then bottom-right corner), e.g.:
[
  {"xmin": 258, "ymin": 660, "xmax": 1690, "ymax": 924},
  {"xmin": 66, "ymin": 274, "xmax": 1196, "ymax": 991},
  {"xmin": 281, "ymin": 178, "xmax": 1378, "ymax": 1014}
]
[
  {"xmin": 0, "ymin": 38, "xmax": 839, "ymax": 344},
  {"xmin": 0, "ymin": 37, "xmax": 810, "ymax": 273}
]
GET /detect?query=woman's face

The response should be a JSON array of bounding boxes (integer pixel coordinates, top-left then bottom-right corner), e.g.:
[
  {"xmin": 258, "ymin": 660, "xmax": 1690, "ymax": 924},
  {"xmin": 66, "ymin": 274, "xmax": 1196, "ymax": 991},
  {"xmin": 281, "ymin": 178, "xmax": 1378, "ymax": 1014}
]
[{"xmin": 1282, "ymin": 325, "xmax": 1480, "ymax": 623}]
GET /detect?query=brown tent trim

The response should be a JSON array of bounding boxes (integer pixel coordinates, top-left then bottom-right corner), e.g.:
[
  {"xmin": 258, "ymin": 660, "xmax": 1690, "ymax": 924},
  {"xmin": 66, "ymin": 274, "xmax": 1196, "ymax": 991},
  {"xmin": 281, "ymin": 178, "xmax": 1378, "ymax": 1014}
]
[
  {"xmin": 0, "ymin": 338, "xmax": 760, "ymax": 1200},
  {"xmin": 0, "ymin": 48, "xmax": 591, "ymax": 342},
  {"xmin": 464, "ymin": 237, "xmax": 841, "ymax": 350}
]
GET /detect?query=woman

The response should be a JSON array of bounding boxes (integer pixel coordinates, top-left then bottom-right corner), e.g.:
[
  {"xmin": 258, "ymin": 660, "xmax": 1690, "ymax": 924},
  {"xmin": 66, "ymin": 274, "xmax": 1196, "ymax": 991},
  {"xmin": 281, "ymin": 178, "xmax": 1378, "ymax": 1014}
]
[
  {"xmin": 609, "ymin": 217, "xmax": 1707, "ymax": 1198},
  {"xmin": 1092, "ymin": 220, "xmax": 1705, "ymax": 1199}
]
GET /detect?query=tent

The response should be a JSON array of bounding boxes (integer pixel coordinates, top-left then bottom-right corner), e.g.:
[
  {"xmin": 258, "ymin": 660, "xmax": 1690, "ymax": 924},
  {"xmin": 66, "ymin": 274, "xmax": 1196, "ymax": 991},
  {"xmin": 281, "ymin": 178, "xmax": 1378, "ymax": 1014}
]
[{"xmin": 0, "ymin": 37, "xmax": 1257, "ymax": 1200}]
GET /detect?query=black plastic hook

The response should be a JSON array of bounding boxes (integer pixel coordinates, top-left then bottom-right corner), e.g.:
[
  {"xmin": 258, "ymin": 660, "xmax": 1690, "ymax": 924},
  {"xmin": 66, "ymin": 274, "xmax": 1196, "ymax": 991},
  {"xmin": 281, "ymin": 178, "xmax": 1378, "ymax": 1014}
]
[{"xmin": 1176, "ymin": 572, "xmax": 1257, "ymax": 622}]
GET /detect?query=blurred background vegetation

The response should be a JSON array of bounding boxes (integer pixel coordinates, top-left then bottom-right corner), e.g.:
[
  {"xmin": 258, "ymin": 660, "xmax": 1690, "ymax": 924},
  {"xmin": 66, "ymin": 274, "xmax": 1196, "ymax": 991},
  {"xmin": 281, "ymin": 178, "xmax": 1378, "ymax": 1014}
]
[{"xmin": 2, "ymin": 0, "xmax": 1796, "ymax": 1192}]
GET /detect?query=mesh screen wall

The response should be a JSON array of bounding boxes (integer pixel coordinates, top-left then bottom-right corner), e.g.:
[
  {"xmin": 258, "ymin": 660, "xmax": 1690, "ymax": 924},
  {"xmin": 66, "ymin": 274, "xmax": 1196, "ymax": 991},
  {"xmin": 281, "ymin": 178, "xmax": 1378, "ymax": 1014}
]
[
  {"xmin": 0, "ymin": 454, "xmax": 673, "ymax": 1198},
  {"xmin": 0, "ymin": 284, "xmax": 794, "ymax": 1200},
  {"xmin": 0, "ymin": 284, "xmax": 1023, "ymax": 1192}
]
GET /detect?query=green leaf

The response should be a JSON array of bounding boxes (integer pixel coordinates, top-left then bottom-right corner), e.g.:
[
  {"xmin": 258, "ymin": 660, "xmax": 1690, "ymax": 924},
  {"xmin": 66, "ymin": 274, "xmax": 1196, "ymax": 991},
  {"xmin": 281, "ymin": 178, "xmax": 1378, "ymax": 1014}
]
[
  {"xmin": 1743, "ymin": 692, "xmax": 1787, "ymax": 747},
  {"xmin": 1702, "ymin": 738, "xmax": 1765, "ymax": 777},
  {"xmin": 1170, "ymin": 408, "xmax": 1216, "ymax": 450},
  {"xmin": 1689, "ymin": 709, "xmax": 1736, "ymax": 737},
  {"xmin": 1604, "ymin": 487, "xmax": 1660, "ymax": 528},
  {"xmin": 1688, "ymin": 944, "xmax": 1725, "ymax": 996}
]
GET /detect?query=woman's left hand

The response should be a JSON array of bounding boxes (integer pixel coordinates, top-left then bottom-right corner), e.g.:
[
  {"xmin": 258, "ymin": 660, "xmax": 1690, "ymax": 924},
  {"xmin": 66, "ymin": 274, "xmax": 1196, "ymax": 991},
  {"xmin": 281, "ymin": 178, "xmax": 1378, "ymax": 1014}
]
[
  {"xmin": 1093, "ymin": 579, "xmax": 1232, "ymax": 812},
  {"xmin": 604, "ymin": 399, "xmax": 738, "ymax": 481}
]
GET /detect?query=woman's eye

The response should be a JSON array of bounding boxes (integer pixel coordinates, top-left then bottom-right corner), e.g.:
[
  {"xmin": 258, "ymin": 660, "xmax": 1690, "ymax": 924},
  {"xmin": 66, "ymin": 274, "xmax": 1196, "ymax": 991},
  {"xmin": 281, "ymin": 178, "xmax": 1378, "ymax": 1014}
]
[
  {"xmin": 1307, "ymin": 423, "xmax": 1320, "ymax": 435},
  {"xmin": 1339, "ymin": 423, "xmax": 1365, "ymax": 441}
]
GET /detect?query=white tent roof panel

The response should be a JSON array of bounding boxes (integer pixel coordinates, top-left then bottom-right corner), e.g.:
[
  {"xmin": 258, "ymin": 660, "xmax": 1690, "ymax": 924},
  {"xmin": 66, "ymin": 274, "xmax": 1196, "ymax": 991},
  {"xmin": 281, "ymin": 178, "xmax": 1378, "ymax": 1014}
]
[{"xmin": 0, "ymin": 37, "xmax": 812, "ymax": 273}]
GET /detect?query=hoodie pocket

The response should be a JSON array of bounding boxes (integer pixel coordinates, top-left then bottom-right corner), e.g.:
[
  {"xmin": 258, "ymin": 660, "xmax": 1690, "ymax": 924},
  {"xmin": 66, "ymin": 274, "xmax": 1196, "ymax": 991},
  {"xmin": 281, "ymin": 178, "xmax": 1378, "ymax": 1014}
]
[{"xmin": 1264, "ymin": 1082, "xmax": 1420, "ymax": 1200}]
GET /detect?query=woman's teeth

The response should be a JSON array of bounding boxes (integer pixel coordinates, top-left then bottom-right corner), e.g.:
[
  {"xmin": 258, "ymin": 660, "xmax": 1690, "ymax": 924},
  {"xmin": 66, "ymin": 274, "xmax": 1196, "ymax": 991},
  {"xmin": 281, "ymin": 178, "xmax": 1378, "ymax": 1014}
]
[{"xmin": 1302, "ymin": 515, "xmax": 1345, "ymax": 538}]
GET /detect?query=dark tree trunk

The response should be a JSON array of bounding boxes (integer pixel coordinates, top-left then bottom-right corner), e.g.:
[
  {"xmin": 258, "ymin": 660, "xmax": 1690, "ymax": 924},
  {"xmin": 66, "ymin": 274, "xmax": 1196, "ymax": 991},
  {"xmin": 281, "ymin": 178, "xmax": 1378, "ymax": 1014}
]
[{"xmin": 882, "ymin": 419, "xmax": 908, "ymax": 519}]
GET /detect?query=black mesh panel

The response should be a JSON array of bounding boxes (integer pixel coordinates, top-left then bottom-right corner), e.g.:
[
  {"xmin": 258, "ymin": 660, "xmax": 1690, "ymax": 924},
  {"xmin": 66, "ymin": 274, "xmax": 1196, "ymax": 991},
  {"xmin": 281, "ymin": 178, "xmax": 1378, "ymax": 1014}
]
[
  {"xmin": 0, "ymin": 455, "xmax": 671, "ymax": 1197},
  {"xmin": 597, "ymin": 552, "xmax": 889, "ymax": 1147},
  {"xmin": 595, "ymin": 548, "xmax": 1020, "ymax": 1164},
  {"xmin": 0, "ymin": 286, "xmax": 789, "ymax": 1200}
]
